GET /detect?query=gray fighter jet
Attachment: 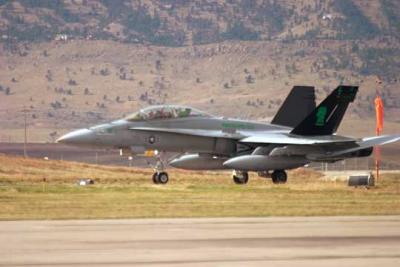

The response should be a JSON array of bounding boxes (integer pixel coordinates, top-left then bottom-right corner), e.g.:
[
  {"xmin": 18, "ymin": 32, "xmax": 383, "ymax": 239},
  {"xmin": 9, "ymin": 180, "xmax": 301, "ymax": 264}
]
[{"xmin": 57, "ymin": 85, "xmax": 400, "ymax": 184}]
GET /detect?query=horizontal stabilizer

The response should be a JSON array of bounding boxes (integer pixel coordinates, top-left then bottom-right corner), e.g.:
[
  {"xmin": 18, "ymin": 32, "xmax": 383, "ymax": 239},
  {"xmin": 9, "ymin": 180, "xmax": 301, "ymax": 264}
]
[{"xmin": 329, "ymin": 134, "xmax": 400, "ymax": 157}]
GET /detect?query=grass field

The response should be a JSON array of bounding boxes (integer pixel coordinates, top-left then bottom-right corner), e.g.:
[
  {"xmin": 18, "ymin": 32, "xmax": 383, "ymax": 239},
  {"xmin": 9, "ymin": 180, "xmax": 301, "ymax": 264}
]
[{"xmin": 0, "ymin": 154, "xmax": 399, "ymax": 220}]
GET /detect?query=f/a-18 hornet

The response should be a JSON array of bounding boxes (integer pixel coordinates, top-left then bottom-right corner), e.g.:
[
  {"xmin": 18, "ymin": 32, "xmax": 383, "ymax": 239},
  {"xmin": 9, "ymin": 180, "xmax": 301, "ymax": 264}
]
[{"xmin": 57, "ymin": 85, "xmax": 400, "ymax": 184}]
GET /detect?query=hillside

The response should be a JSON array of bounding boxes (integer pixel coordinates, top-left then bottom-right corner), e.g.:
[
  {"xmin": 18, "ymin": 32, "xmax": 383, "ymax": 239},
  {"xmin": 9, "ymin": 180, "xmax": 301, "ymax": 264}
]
[
  {"xmin": 1, "ymin": 0, "xmax": 400, "ymax": 46},
  {"xmin": 0, "ymin": 0, "xmax": 400, "ymax": 142}
]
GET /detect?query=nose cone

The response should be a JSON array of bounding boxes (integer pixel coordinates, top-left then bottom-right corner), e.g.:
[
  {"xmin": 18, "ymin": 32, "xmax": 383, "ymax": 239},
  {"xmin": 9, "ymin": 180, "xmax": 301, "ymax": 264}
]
[{"xmin": 56, "ymin": 129, "xmax": 94, "ymax": 145}]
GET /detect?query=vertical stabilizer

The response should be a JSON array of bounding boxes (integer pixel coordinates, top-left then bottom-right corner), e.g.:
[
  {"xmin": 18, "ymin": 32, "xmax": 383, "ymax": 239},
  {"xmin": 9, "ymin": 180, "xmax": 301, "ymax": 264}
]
[
  {"xmin": 271, "ymin": 86, "xmax": 316, "ymax": 128},
  {"xmin": 291, "ymin": 85, "xmax": 358, "ymax": 136}
]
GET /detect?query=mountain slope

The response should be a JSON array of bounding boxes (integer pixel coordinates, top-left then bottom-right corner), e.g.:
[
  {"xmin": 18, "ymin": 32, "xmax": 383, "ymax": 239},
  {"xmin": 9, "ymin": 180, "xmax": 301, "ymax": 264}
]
[{"xmin": 0, "ymin": 0, "xmax": 399, "ymax": 142}]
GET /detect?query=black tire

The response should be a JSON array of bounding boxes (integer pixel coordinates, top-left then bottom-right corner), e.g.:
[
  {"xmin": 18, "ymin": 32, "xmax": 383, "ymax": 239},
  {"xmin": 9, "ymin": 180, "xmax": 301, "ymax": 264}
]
[
  {"xmin": 271, "ymin": 172, "xmax": 278, "ymax": 184},
  {"xmin": 233, "ymin": 175, "xmax": 243, "ymax": 184},
  {"xmin": 272, "ymin": 170, "xmax": 287, "ymax": 184},
  {"xmin": 233, "ymin": 172, "xmax": 249, "ymax": 184},
  {"xmin": 152, "ymin": 173, "xmax": 160, "ymax": 184},
  {"xmin": 158, "ymin": 172, "xmax": 169, "ymax": 184}
]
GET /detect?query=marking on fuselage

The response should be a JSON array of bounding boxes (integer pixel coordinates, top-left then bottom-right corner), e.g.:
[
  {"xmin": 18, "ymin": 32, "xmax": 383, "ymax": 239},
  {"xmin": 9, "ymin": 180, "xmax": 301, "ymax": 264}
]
[
  {"xmin": 148, "ymin": 135, "xmax": 156, "ymax": 144},
  {"xmin": 221, "ymin": 122, "xmax": 255, "ymax": 130}
]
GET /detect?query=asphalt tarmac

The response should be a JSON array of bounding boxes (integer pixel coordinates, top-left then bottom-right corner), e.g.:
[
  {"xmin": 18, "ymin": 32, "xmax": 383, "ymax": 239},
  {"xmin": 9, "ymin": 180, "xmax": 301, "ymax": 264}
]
[{"xmin": 1, "ymin": 216, "xmax": 399, "ymax": 267}]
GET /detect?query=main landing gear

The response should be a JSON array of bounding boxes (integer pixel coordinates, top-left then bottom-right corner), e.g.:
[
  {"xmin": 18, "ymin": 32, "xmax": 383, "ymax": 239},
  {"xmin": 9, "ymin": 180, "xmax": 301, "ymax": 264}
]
[
  {"xmin": 256, "ymin": 170, "xmax": 288, "ymax": 184},
  {"xmin": 232, "ymin": 170, "xmax": 249, "ymax": 184},
  {"xmin": 152, "ymin": 172, "xmax": 169, "ymax": 184},
  {"xmin": 271, "ymin": 170, "xmax": 287, "ymax": 184}
]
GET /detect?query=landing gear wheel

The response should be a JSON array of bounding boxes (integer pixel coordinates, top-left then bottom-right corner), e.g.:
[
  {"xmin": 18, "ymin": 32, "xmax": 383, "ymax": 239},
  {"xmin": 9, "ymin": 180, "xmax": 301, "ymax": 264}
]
[
  {"xmin": 233, "ymin": 171, "xmax": 249, "ymax": 185},
  {"xmin": 152, "ymin": 172, "xmax": 169, "ymax": 184},
  {"xmin": 151, "ymin": 152, "xmax": 169, "ymax": 185},
  {"xmin": 152, "ymin": 173, "xmax": 160, "ymax": 184},
  {"xmin": 157, "ymin": 172, "xmax": 169, "ymax": 184},
  {"xmin": 271, "ymin": 170, "xmax": 287, "ymax": 184}
]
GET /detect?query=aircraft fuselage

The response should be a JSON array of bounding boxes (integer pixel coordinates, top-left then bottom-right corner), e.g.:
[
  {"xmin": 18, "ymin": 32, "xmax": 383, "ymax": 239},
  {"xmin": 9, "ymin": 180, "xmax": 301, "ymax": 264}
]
[{"xmin": 58, "ymin": 116, "xmax": 289, "ymax": 156}]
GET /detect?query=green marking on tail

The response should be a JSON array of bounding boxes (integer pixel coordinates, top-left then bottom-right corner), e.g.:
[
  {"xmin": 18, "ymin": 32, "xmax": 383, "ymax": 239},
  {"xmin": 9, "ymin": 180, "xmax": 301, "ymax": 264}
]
[{"xmin": 315, "ymin": 106, "xmax": 327, "ymax": 126}]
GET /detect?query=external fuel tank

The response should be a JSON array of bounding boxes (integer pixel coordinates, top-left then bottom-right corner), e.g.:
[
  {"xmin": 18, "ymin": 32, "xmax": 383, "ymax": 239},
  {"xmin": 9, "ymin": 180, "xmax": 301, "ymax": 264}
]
[
  {"xmin": 223, "ymin": 155, "xmax": 309, "ymax": 171},
  {"xmin": 169, "ymin": 154, "xmax": 228, "ymax": 170}
]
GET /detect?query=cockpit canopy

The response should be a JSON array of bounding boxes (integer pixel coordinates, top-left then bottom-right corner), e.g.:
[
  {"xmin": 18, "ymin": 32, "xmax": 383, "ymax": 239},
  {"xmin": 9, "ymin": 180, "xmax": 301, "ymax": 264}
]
[{"xmin": 124, "ymin": 105, "xmax": 211, "ymax": 122}]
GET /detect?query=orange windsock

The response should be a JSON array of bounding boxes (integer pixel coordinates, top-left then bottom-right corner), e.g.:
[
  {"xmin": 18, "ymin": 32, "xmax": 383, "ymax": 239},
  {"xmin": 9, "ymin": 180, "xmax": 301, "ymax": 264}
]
[{"xmin": 375, "ymin": 96, "xmax": 384, "ymax": 135}]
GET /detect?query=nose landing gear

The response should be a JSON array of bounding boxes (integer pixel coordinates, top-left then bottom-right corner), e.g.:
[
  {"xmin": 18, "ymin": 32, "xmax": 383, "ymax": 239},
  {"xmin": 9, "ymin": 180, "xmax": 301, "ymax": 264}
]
[{"xmin": 151, "ymin": 153, "xmax": 169, "ymax": 184}]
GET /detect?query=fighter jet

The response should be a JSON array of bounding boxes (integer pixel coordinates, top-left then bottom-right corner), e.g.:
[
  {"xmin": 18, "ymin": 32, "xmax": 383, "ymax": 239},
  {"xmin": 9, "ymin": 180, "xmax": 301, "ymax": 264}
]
[{"xmin": 57, "ymin": 85, "xmax": 400, "ymax": 184}]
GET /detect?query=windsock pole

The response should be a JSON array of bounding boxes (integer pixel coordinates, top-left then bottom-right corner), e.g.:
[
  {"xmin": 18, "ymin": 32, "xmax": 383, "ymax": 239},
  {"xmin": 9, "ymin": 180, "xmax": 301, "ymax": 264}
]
[
  {"xmin": 374, "ymin": 78, "xmax": 384, "ymax": 183},
  {"xmin": 375, "ymin": 129, "xmax": 380, "ymax": 183}
]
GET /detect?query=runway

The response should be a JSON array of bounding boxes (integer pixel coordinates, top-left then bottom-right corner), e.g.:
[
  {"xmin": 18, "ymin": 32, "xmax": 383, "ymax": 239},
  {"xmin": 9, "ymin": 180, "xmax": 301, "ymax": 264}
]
[{"xmin": 1, "ymin": 216, "xmax": 400, "ymax": 267}]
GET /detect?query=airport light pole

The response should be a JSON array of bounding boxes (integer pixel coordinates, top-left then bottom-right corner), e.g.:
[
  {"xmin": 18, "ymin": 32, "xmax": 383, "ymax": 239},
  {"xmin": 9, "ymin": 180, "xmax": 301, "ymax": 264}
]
[{"xmin": 22, "ymin": 107, "xmax": 29, "ymax": 158}]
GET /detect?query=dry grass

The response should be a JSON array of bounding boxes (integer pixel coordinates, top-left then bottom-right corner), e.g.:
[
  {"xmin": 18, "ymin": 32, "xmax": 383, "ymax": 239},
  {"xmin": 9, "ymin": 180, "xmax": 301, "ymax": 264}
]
[{"xmin": 0, "ymin": 154, "xmax": 400, "ymax": 220}]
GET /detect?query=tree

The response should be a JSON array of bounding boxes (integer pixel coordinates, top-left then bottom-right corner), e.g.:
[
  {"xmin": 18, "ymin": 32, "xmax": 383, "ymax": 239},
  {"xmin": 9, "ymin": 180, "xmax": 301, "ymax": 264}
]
[
  {"xmin": 222, "ymin": 22, "xmax": 259, "ymax": 41},
  {"xmin": 100, "ymin": 68, "xmax": 110, "ymax": 76},
  {"xmin": 246, "ymin": 75, "xmax": 255, "ymax": 84},
  {"xmin": 155, "ymin": 60, "xmax": 162, "ymax": 71},
  {"xmin": 68, "ymin": 79, "xmax": 77, "ymax": 86}
]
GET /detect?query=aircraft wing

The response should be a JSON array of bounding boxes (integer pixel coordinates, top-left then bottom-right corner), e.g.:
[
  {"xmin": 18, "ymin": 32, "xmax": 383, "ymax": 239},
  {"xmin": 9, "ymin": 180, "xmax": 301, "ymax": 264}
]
[
  {"xmin": 130, "ymin": 127, "xmax": 400, "ymax": 149},
  {"xmin": 129, "ymin": 126, "xmax": 244, "ymax": 139},
  {"xmin": 240, "ymin": 133, "xmax": 356, "ymax": 145},
  {"xmin": 131, "ymin": 127, "xmax": 357, "ymax": 145}
]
